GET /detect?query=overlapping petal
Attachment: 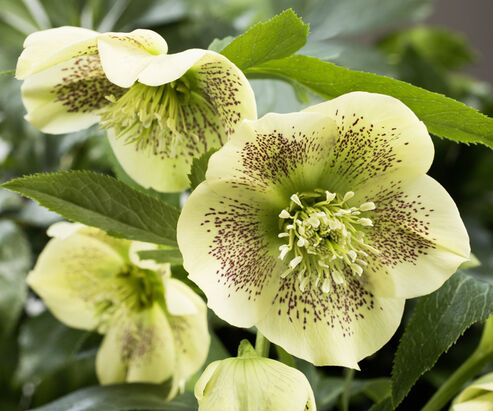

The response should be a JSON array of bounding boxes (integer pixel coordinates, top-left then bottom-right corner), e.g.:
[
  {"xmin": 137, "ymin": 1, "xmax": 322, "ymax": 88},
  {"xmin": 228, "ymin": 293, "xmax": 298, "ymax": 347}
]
[
  {"xmin": 257, "ymin": 276, "xmax": 404, "ymax": 368},
  {"xmin": 194, "ymin": 346, "xmax": 316, "ymax": 411},
  {"xmin": 361, "ymin": 174, "xmax": 470, "ymax": 298}
]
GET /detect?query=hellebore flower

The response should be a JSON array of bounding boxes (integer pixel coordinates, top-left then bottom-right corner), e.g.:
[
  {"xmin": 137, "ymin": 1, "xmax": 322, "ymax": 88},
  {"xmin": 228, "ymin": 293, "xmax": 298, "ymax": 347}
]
[
  {"xmin": 194, "ymin": 340, "xmax": 316, "ymax": 411},
  {"xmin": 177, "ymin": 92, "xmax": 470, "ymax": 368},
  {"xmin": 16, "ymin": 26, "xmax": 256, "ymax": 191},
  {"xmin": 27, "ymin": 222, "xmax": 209, "ymax": 393},
  {"xmin": 451, "ymin": 373, "xmax": 493, "ymax": 410}
]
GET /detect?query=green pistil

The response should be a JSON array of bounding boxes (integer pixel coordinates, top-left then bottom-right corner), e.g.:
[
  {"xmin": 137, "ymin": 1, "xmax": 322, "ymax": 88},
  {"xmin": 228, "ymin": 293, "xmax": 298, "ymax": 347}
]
[
  {"xmin": 100, "ymin": 78, "xmax": 195, "ymax": 157},
  {"xmin": 277, "ymin": 189, "xmax": 377, "ymax": 293},
  {"xmin": 94, "ymin": 265, "xmax": 162, "ymax": 329}
]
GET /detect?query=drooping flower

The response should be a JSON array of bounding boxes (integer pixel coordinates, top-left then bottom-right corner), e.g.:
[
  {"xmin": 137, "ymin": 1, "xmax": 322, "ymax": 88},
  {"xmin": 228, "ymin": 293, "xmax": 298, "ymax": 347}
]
[
  {"xmin": 27, "ymin": 222, "xmax": 209, "ymax": 394},
  {"xmin": 16, "ymin": 26, "xmax": 256, "ymax": 192},
  {"xmin": 177, "ymin": 92, "xmax": 470, "ymax": 368},
  {"xmin": 451, "ymin": 373, "xmax": 493, "ymax": 410},
  {"xmin": 194, "ymin": 339, "xmax": 316, "ymax": 411}
]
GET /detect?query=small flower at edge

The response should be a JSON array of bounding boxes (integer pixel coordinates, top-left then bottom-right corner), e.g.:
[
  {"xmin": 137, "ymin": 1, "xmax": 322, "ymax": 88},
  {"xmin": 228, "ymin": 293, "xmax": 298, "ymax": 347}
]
[
  {"xmin": 177, "ymin": 91, "xmax": 470, "ymax": 368},
  {"xmin": 451, "ymin": 372, "xmax": 493, "ymax": 410},
  {"xmin": 27, "ymin": 222, "xmax": 210, "ymax": 395},
  {"xmin": 194, "ymin": 340, "xmax": 316, "ymax": 411},
  {"xmin": 16, "ymin": 26, "xmax": 257, "ymax": 192}
]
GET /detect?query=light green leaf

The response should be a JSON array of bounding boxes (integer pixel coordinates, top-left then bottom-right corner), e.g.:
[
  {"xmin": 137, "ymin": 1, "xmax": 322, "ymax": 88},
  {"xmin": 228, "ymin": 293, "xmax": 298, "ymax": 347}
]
[
  {"xmin": 188, "ymin": 148, "xmax": 219, "ymax": 191},
  {"xmin": 369, "ymin": 396, "xmax": 393, "ymax": 411},
  {"xmin": 0, "ymin": 220, "xmax": 31, "ymax": 338},
  {"xmin": 208, "ymin": 36, "xmax": 235, "ymax": 52},
  {"xmin": 246, "ymin": 55, "xmax": 493, "ymax": 148},
  {"xmin": 15, "ymin": 311, "xmax": 90, "ymax": 383},
  {"xmin": 138, "ymin": 248, "xmax": 183, "ymax": 265},
  {"xmin": 220, "ymin": 9, "xmax": 309, "ymax": 70},
  {"xmin": 2, "ymin": 171, "xmax": 181, "ymax": 246},
  {"xmin": 31, "ymin": 383, "xmax": 197, "ymax": 411},
  {"xmin": 391, "ymin": 271, "xmax": 493, "ymax": 407}
]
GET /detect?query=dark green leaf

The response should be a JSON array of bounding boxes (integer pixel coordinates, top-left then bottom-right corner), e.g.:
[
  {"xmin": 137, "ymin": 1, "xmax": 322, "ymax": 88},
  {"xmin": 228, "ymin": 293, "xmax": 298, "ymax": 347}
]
[
  {"xmin": 138, "ymin": 248, "xmax": 183, "ymax": 265},
  {"xmin": 2, "ymin": 171, "xmax": 180, "ymax": 246},
  {"xmin": 31, "ymin": 383, "xmax": 197, "ymax": 411},
  {"xmin": 220, "ymin": 9, "xmax": 309, "ymax": 70},
  {"xmin": 369, "ymin": 396, "xmax": 393, "ymax": 411},
  {"xmin": 16, "ymin": 311, "xmax": 89, "ymax": 383},
  {"xmin": 188, "ymin": 148, "xmax": 219, "ymax": 191},
  {"xmin": 391, "ymin": 271, "xmax": 493, "ymax": 407},
  {"xmin": 246, "ymin": 55, "xmax": 493, "ymax": 148},
  {"xmin": 0, "ymin": 220, "xmax": 31, "ymax": 338}
]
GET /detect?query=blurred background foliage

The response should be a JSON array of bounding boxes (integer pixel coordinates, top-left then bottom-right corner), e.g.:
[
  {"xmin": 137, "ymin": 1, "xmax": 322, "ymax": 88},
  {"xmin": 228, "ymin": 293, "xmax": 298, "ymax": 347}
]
[{"xmin": 0, "ymin": 0, "xmax": 492, "ymax": 410}]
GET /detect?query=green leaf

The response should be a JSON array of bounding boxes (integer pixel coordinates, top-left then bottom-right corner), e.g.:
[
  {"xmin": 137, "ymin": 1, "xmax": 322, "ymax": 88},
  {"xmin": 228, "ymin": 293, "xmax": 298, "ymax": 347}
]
[
  {"xmin": 246, "ymin": 55, "xmax": 493, "ymax": 148},
  {"xmin": 15, "ymin": 311, "xmax": 89, "ymax": 383},
  {"xmin": 369, "ymin": 396, "xmax": 393, "ymax": 411},
  {"xmin": 220, "ymin": 9, "xmax": 309, "ymax": 70},
  {"xmin": 30, "ymin": 383, "xmax": 197, "ymax": 411},
  {"xmin": 0, "ymin": 220, "xmax": 31, "ymax": 338},
  {"xmin": 2, "ymin": 171, "xmax": 181, "ymax": 246},
  {"xmin": 208, "ymin": 36, "xmax": 235, "ymax": 52},
  {"xmin": 138, "ymin": 248, "xmax": 183, "ymax": 265},
  {"xmin": 188, "ymin": 148, "xmax": 219, "ymax": 191},
  {"xmin": 391, "ymin": 271, "xmax": 493, "ymax": 407}
]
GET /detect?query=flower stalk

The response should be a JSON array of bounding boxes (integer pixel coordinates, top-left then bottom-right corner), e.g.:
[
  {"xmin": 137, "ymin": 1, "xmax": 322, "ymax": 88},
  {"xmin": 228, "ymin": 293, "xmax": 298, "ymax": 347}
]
[
  {"xmin": 422, "ymin": 316, "xmax": 493, "ymax": 411},
  {"xmin": 255, "ymin": 330, "xmax": 271, "ymax": 358}
]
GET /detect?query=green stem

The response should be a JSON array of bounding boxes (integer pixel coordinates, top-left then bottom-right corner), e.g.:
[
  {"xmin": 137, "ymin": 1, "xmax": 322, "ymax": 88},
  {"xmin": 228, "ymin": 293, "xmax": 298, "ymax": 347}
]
[
  {"xmin": 422, "ymin": 317, "xmax": 493, "ymax": 411},
  {"xmin": 341, "ymin": 368, "xmax": 355, "ymax": 411},
  {"xmin": 255, "ymin": 330, "xmax": 271, "ymax": 357}
]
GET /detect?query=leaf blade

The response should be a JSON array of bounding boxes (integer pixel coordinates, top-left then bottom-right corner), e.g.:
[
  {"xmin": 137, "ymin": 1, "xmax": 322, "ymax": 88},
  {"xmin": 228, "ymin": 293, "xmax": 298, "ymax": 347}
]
[
  {"xmin": 391, "ymin": 271, "xmax": 493, "ymax": 407},
  {"xmin": 220, "ymin": 9, "xmax": 309, "ymax": 70},
  {"xmin": 3, "ymin": 171, "xmax": 180, "ymax": 246},
  {"xmin": 246, "ymin": 55, "xmax": 493, "ymax": 148}
]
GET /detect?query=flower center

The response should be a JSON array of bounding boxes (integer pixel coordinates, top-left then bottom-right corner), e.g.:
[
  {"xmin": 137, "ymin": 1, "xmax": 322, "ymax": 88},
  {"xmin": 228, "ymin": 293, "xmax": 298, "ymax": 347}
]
[
  {"xmin": 94, "ymin": 264, "xmax": 163, "ymax": 330},
  {"xmin": 100, "ymin": 76, "xmax": 209, "ymax": 158},
  {"xmin": 277, "ymin": 189, "xmax": 378, "ymax": 293}
]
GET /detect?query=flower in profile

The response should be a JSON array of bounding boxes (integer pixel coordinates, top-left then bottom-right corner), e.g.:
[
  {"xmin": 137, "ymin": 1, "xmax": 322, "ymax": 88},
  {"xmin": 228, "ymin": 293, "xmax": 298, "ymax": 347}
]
[
  {"xmin": 451, "ymin": 373, "xmax": 493, "ymax": 410},
  {"xmin": 16, "ymin": 26, "xmax": 256, "ymax": 192},
  {"xmin": 27, "ymin": 222, "xmax": 209, "ymax": 393},
  {"xmin": 177, "ymin": 92, "xmax": 470, "ymax": 368},
  {"xmin": 194, "ymin": 340, "xmax": 316, "ymax": 411}
]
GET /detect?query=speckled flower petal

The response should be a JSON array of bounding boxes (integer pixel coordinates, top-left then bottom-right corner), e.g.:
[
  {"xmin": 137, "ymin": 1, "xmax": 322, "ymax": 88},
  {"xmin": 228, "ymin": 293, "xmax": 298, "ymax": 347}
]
[
  {"xmin": 452, "ymin": 393, "xmax": 493, "ymax": 411},
  {"xmin": 257, "ymin": 276, "xmax": 405, "ymax": 368},
  {"xmin": 16, "ymin": 26, "xmax": 99, "ymax": 79},
  {"xmin": 26, "ymin": 231, "xmax": 129, "ymax": 330},
  {"xmin": 194, "ymin": 356, "xmax": 316, "ymax": 411},
  {"xmin": 108, "ymin": 50, "xmax": 257, "ymax": 192},
  {"xmin": 96, "ymin": 303, "xmax": 175, "ymax": 384},
  {"xmin": 177, "ymin": 181, "xmax": 283, "ymax": 327},
  {"xmin": 98, "ymin": 29, "xmax": 168, "ymax": 88},
  {"xmin": 21, "ymin": 54, "xmax": 124, "ymax": 134},
  {"xmin": 166, "ymin": 279, "xmax": 210, "ymax": 386},
  {"xmin": 361, "ymin": 174, "xmax": 470, "ymax": 298},
  {"xmin": 303, "ymin": 91, "xmax": 434, "ymax": 193},
  {"xmin": 205, "ymin": 111, "xmax": 338, "ymax": 197}
]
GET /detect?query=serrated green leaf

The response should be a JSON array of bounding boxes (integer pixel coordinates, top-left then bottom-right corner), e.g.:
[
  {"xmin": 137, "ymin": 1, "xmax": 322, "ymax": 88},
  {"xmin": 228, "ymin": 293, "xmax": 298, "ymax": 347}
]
[
  {"xmin": 188, "ymin": 148, "xmax": 219, "ymax": 191},
  {"xmin": 369, "ymin": 396, "xmax": 393, "ymax": 411},
  {"xmin": 138, "ymin": 248, "xmax": 183, "ymax": 265},
  {"xmin": 246, "ymin": 55, "xmax": 493, "ymax": 148},
  {"xmin": 391, "ymin": 271, "xmax": 493, "ymax": 407},
  {"xmin": 30, "ymin": 383, "xmax": 197, "ymax": 411},
  {"xmin": 220, "ymin": 9, "xmax": 309, "ymax": 70},
  {"xmin": 2, "ymin": 171, "xmax": 180, "ymax": 246},
  {"xmin": 0, "ymin": 220, "xmax": 31, "ymax": 338}
]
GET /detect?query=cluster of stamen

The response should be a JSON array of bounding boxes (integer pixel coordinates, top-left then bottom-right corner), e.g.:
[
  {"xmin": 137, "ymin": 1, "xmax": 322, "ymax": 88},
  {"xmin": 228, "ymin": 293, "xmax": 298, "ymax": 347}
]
[
  {"xmin": 277, "ymin": 189, "xmax": 378, "ymax": 293},
  {"xmin": 100, "ymin": 77, "xmax": 207, "ymax": 157}
]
